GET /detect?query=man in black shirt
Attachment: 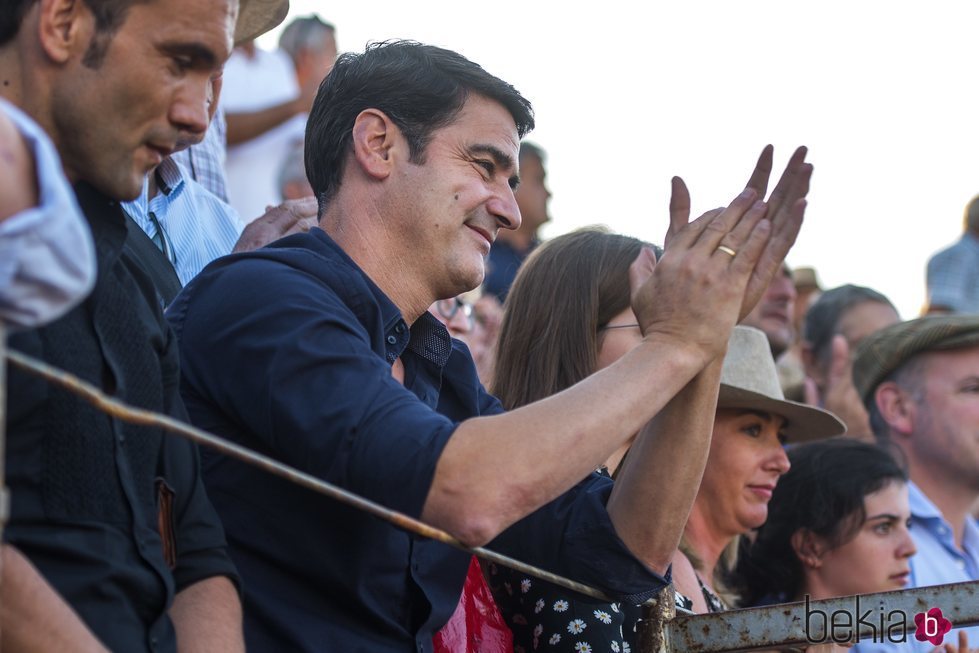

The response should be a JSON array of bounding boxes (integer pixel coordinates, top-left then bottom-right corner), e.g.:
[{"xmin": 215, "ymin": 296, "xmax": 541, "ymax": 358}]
[{"xmin": 0, "ymin": 0, "xmax": 286, "ymax": 649}]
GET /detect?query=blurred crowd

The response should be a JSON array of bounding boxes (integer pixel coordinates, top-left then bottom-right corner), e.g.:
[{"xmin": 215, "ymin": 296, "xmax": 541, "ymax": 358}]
[{"xmin": 1, "ymin": 1, "xmax": 977, "ymax": 653}]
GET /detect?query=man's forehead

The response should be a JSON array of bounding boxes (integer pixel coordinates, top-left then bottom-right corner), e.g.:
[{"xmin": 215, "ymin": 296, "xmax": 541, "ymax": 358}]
[
  {"xmin": 133, "ymin": 0, "xmax": 236, "ymax": 62},
  {"xmin": 921, "ymin": 344, "xmax": 979, "ymax": 369},
  {"xmin": 454, "ymin": 96, "xmax": 520, "ymax": 152}
]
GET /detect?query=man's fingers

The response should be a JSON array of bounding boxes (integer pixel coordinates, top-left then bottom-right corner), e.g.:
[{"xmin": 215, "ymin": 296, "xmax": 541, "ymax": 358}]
[
  {"xmin": 724, "ymin": 210, "xmax": 771, "ymax": 277},
  {"xmin": 714, "ymin": 199, "xmax": 767, "ymax": 262},
  {"xmin": 766, "ymin": 146, "xmax": 809, "ymax": 218},
  {"xmin": 665, "ymin": 176, "xmax": 691, "ymax": 248},
  {"xmin": 284, "ymin": 195, "xmax": 319, "ymax": 219},
  {"xmin": 829, "ymin": 334, "xmax": 851, "ymax": 382},
  {"xmin": 748, "ymin": 195, "xmax": 807, "ymax": 292},
  {"xmin": 628, "ymin": 246, "xmax": 658, "ymax": 296},
  {"xmin": 803, "ymin": 377, "xmax": 820, "ymax": 406},
  {"xmin": 285, "ymin": 216, "xmax": 316, "ymax": 236},
  {"xmin": 744, "ymin": 144, "xmax": 774, "ymax": 197},
  {"xmin": 691, "ymin": 187, "xmax": 759, "ymax": 253}
]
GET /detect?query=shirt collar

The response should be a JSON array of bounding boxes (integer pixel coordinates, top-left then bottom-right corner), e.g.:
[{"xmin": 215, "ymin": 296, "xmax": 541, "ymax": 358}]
[
  {"xmin": 407, "ymin": 312, "xmax": 452, "ymax": 368},
  {"xmin": 908, "ymin": 481, "xmax": 944, "ymax": 520},
  {"xmin": 306, "ymin": 229, "xmax": 453, "ymax": 368},
  {"xmin": 154, "ymin": 157, "xmax": 185, "ymax": 198}
]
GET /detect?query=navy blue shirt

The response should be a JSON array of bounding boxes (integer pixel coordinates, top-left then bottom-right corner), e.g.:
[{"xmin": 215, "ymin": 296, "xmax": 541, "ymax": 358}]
[
  {"xmin": 6, "ymin": 183, "xmax": 238, "ymax": 653},
  {"xmin": 167, "ymin": 228, "xmax": 668, "ymax": 653}
]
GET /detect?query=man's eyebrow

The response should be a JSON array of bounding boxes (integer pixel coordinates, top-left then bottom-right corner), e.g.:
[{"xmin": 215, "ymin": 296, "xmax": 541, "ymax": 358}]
[
  {"xmin": 468, "ymin": 144, "xmax": 520, "ymax": 187},
  {"xmin": 160, "ymin": 42, "xmax": 220, "ymax": 69}
]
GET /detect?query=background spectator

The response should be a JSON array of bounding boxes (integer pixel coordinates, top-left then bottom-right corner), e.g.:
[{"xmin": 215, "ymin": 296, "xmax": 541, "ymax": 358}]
[
  {"xmin": 801, "ymin": 284, "xmax": 899, "ymax": 441},
  {"xmin": 223, "ymin": 15, "xmax": 336, "ymax": 219},
  {"xmin": 852, "ymin": 315, "xmax": 979, "ymax": 653},
  {"xmin": 925, "ymin": 195, "xmax": 979, "ymax": 314},
  {"xmin": 483, "ymin": 141, "xmax": 551, "ymax": 303}
]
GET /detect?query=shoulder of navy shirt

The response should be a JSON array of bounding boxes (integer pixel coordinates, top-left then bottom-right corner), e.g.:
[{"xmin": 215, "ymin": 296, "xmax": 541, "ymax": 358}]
[{"xmin": 166, "ymin": 227, "xmax": 668, "ymax": 653}]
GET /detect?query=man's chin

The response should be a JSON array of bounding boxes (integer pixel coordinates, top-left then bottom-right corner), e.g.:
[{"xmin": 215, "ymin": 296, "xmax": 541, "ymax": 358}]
[{"xmin": 97, "ymin": 171, "xmax": 146, "ymax": 202}]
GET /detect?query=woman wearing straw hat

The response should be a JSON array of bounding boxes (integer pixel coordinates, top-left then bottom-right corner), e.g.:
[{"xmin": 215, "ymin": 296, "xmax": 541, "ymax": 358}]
[{"xmin": 488, "ymin": 228, "xmax": 845, "ymax": 652}]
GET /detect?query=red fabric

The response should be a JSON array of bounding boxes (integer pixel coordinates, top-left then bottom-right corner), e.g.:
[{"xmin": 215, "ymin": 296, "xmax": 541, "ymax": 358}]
[{"xmin": 433, "ymin": 556, "xmax": 513, "ymax": 653}]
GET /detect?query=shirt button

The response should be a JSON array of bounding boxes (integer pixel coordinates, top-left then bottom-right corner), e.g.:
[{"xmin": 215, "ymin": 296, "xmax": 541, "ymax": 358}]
[
  {"xmin": 395, "ymin": 323, "xmax": 406, "ymax": 334},
  {"xmin": 387, "ymin": 335, "xmax": 397, "ymax": 345},
  {"xmin": 956, "ymin": 559, "xmax": 966, "ymax": 569}
]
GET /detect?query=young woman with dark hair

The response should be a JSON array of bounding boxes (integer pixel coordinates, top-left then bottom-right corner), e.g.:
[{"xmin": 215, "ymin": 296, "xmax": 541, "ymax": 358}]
[{"xmin": 734, "ymin": 438, "xmax": 913, "ymax": 606}]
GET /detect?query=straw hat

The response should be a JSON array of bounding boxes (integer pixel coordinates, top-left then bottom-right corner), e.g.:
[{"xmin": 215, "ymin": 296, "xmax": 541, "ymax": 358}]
[
  {"xmin": 719, "ymin": 326, "xmax": 845, "ymax": 443},
  {"xmin": 236, "ymin": 0, "xmax": 290, "ymax": 45}
]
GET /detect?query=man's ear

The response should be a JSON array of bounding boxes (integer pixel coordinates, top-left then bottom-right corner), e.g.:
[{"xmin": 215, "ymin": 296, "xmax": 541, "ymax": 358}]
[
  {"xmin": 875, "ymin": 381, "xmax": 915, "ymax": 439},
  {"xmin": 36, "ymin": 0, "xmax": 93, "ymax": 64},
  {"xmin": 350, "ymin": 108, "xmax": 398, "ymax": 182},
  {"xmin": 790, "ymin": 528, "xmax": 826, "ymax": 569}
]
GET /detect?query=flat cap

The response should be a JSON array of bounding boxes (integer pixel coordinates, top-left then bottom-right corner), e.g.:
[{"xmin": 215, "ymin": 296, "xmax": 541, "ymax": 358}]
[{"xmin": 853, "ymin": 314, "xmax": 979, "ymax": 405}]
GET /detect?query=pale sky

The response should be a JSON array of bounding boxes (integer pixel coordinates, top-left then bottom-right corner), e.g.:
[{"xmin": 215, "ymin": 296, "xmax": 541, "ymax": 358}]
[{"xmin": 260, "ymin": 1, "xmax": 979, "ymax": 319}]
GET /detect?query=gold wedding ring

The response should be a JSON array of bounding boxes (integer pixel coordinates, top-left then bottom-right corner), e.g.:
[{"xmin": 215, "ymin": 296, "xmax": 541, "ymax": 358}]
[{"xmin": 717, "ymin": 245, "xmax": 737, "ymax": 257}]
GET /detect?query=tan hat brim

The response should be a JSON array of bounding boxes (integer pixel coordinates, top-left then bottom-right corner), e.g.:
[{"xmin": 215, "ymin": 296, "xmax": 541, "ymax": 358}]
[
  {"xmin": 235, "ymin": 0, "xmax": 290, "ymax": 45},
  {"xmin": 718, "ymin": 385, "xmax": 846, "ymax": 444}
]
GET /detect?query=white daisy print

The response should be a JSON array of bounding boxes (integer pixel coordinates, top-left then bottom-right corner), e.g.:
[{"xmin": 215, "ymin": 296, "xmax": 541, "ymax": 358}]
[
  {"xmin": 553, "ymin": 599, "xmax": 569, "ymax": 612},
  {"xmin": 533, "ymin": 624, "xmax": 543, "ymax": 637},
  {"xmin": 520, "ymin": 578, "xmax": 532, "ymax": 593},
  {"xmin": 611, "ymin": 642, "xmax": 621, "ymax": 652},
  {"xmin": 568, "ymin": 619, "xmax": 587, "ymax": 634},
  {"xmin": 610, "ymin": 603, "xmax": 620, "ymax": 613},
  {"xmin": 534, "ymin": 598, "xmax": 545, "ymax": 613},
  {"xmin": 622, "ymin": 643, "xmax": 631, "ymax": 653},
  {"xmin": 594, "ymin": 610, "xmax": 612, "ymax": 624},
  {"xmin": 549, "ymin": 634, "xmax": 561, "ymax": 645},
  {"xmin": 574, "ymin": 643, "xmax": 593, "ymax": 653}
]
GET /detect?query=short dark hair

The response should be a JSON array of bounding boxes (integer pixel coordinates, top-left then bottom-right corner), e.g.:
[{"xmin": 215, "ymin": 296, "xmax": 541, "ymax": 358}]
[
  {"xmin": 732, "ymin": 438, "xmax": 907, "ymax": 606},
  {"xmin": 304, "ymin": 40, "xmax": 534, "ymax": 211},
  {"xmin": 0, "ymin": 0, "xmax": 36, "ymax": 46},
  {"xmin": 804, "ymin": 284, "xmax": 895, "ymax": 366},
  {"xmin": 0, "ymin": 0, "xmax": 149, "ymax": 67}
]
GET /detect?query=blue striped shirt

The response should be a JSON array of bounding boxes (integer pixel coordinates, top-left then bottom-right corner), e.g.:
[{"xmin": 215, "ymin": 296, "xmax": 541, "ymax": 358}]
[{"xmin": 123, "ymin": 158, "xmax": 243, "ymax": 286}]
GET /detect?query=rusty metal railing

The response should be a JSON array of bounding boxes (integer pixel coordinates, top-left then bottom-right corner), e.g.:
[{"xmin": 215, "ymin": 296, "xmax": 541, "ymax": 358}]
[
  {"xmin": 670, "ymin": 581, "xmax": 979, "ymax": 652},
  {"xmin": 4, "ymin": 342, "xmax": 978, "ymax": 653}
]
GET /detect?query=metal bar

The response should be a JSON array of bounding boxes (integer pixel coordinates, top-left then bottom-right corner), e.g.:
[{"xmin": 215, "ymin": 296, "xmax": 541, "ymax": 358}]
[
  {"xmin": 637, "ymin": 585, "xmax": 677, "ymax": 652},
  {"xmin": 11, "ymin": 348, "xmax": 977, "ymax": 653},
  {"xmin": 5, "ymin": 348, "xmax": 651, "ymax": 606},
  {"xmin": 669, "ymin": 581, "xmax": 979, "ymax": 653}
]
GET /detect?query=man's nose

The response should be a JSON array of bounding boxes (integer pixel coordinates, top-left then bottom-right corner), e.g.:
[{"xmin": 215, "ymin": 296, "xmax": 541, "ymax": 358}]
[
  {"xmin": 489, "ymin": 186, "xmax": 521, "ymax": 232},
  {"xmin": 171, "ymin": 81, "xmax": 210, "ymax": 141}
]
